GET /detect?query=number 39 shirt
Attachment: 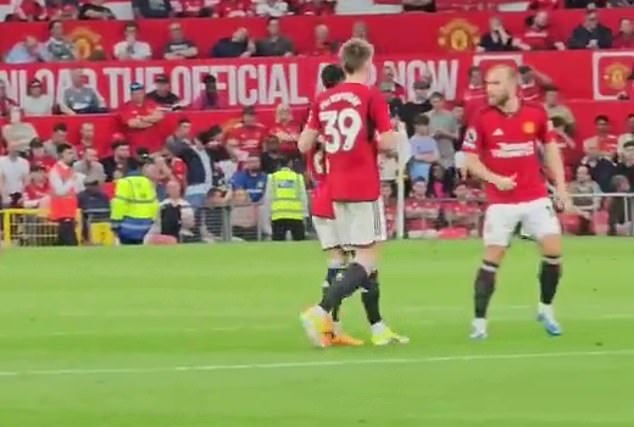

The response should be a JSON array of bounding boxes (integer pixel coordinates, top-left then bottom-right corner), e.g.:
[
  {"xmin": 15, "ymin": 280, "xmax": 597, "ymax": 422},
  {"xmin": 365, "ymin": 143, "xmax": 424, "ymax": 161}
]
[
  {"xmin": 306, "ymin": 82, "xmax": 393, "ymax": 202},
  {"xmin": 462, "ymin": 102, "xmax": 552, "ymax": 204}
]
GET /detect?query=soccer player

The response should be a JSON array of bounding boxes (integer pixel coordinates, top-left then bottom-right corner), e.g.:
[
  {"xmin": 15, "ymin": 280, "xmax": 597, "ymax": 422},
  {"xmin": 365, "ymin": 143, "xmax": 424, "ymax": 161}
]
[
  {"xmin": 463, "ymin": 65, "xmax": 572, "ymax": 339},
  {"xmin": 298, "ymin": 38, "xmax": 409, "ymax": 347},
  {"xmin": 307, "ymin": 64, "xmax": 363, "ymax": 347}
]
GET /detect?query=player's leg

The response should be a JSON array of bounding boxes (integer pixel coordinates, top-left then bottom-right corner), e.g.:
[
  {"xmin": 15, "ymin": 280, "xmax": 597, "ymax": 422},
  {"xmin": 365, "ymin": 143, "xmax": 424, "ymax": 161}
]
[
  {"xmin": 523, "ymin": 198, "xmax": 564, "ymax": 336},
  {"xmin": 471, "ymin": 203, "xmax": 519, "ymax": 339}
]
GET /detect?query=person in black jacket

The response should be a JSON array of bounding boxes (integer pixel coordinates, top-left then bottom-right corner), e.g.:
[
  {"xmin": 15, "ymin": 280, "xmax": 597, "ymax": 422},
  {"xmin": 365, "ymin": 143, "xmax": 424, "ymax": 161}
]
[{"xmin": 568, "ymin": 10, "xmax": 613, "ymax": 49}]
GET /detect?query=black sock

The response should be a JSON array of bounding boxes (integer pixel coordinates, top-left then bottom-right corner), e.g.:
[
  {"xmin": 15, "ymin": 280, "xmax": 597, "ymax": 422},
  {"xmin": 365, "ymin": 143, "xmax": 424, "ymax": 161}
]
[
  {"xmin": 322, "ymin": 267, "xmax": 344, "ymax": 321},
  {"xmin": 361, "ymin": 271, "xmax": 382, "ymax": 325},
  {"xmin": 540, "ymin": 256, "xmax": 562, "ymax": 304},
  {"xmin": 319, "ymin": 263, "xmax": 366, "ymax": 312},
  {"xmin": 474, "ymin": 260, "xmax": 498, "ymax": 318}
]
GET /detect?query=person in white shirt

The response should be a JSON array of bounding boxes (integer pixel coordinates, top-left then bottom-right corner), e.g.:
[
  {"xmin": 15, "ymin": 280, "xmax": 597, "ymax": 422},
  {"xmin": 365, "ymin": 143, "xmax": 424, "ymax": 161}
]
[
  {"xmin": 1, "ymin": 106, "xmax": 38, "ymax": 153},
  {"xmin": 617, "ymin": 113, "xmax": 634, "ymax": 159},
  {"xmin": 255, "ymin": 0, "xmax": 289, "ymax": 17},
  {"xmin": 0, "ymin": 141, "xmax": 30, "ymax": 206},
  {"xmin": 23, "ymin": 78, "xmax": 54, "ymax": 117},
  {"xmin": 113, "ymin": 22, "xmax": 152, "ymax": 61},
  {"xmin": 145, "ymin": 179, "xmax": 195, "ymax": 244}
]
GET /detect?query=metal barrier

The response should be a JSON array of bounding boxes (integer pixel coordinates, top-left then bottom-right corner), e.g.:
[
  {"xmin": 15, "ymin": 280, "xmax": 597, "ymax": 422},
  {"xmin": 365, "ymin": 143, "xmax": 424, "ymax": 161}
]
[{"xmin": 1, "ymin": 209, "xmax": 83, "ymax": 247}]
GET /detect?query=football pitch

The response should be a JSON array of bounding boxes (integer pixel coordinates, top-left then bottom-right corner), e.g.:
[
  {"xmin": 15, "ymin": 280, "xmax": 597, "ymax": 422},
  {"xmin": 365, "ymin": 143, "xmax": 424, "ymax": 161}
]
[{"xmin": 1, "ymin": 238, "xmax": 633, "ymax": 426}]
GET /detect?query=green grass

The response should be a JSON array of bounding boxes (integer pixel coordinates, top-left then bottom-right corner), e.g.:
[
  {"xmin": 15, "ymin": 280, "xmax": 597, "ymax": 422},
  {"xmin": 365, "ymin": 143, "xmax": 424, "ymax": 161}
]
[{"xmin": 1, "ymin": 238, "xmax": 634, "ymax": 426}]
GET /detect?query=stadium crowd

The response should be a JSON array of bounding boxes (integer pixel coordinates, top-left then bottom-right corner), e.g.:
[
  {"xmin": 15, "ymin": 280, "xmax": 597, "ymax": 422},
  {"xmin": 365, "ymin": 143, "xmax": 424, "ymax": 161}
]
[{"xmin": 1, "ymin": 0, "xmax": 634, "ymax": 246}]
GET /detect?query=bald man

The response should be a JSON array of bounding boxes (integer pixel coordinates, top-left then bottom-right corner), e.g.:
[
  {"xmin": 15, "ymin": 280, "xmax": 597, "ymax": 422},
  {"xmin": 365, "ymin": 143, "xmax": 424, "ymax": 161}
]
[{"xmin": 462, "ymin": 65, "xmax": 572, "ymax": 339}]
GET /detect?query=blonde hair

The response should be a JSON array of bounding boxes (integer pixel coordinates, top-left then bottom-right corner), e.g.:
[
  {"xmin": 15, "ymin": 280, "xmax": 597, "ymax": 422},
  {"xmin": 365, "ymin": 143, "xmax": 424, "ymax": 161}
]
[
  {"xmin": 275, "ymin": 103, "xmax": 292, "ymax": 123},
  {"xmin": 340, "ymin": 38, "xmax": 374, "ymax": 75}
]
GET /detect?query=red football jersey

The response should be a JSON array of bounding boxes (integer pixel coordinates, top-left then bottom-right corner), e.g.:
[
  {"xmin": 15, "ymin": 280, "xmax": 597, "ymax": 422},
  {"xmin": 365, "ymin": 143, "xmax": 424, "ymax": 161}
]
[
  {"xmin": 444, "ymin": 200, "xmax": 481, "ymax": 226},
  {"xmin": 462, "ymin": 102, "xmax": 551, "ymax": 204},
  {"xmin": 528, "ymin": 0, "xmax": 561, "ymax": 9},
  {"xmin": 306, "ymin": 82, "xmax": 392, "ymax": 202},
  {"xmin": 214, "ymin": 0, "xmax": 253, "ymax": 17},
  {"xmin": 226, "ymin": 122, "xmax": 268, "ymax": 156},
  {"xmin": 462, "ymin": 84, "xmax": 487, "ymax": 123},
  {"xmin": 522, "ymin": 28, "xmax": 557, "ymax": 50},
  {"xmin": 306, "ymin": 145, "xmax": 334, "ymax": 219},
  {"xmin": 119, "ymin": 99, "xmax": 161, "ymax": 150},
  {"xmin": 270, "ymin": 122, "xmax": 300, "ymax": 157},
  {"xmin": 520, "ymin": 82, "xmax": 543, "ymax": 102},
  {"xmin": 546, "ymin": 130, "xmax": 580, "ymax": 167}
]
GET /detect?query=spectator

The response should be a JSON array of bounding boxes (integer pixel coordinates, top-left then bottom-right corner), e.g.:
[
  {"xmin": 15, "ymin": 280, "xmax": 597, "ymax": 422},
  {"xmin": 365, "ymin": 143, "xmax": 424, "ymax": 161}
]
[
  {"xmin": 522, "ymin": 11, "xmax": 565, "ymax": 50},
  {"xmin": 579, "ymin": 138, "xmax": 617, "ymax": 192},
  {"xmin": 211, "ymin": 27, "xmax": 254, "ymax": 58},
  {"xmin": 232, "ymin": 156, "xmax": 267, "ymax": 203},
  {"xmin": 408, "ymin": 114, "xmax": 439, "ymax": 182},
  {"xmin": 195, "ymin": 187, "xmax": 228, "ymax": 242},
  {"xmin": 23, "ymin": 165, "xmax": 50, "ymax": 209},
  {"xmin": 549, "ymin": 116, "xmax": 579, "ymax": 171},
  {"xmin": 256, "ymin": 17, "xmax": 294, "ymax": 57},
  {"xmin": 167, "ymin": 124, "xmax": 215, "ymax": 209},
  {"xmin": 101, "ymin": 140, "xmax": 141, "ymax": 182},
  {"xmin": 78, "ymin": 0, "xmax": 115, "ymax": 19},
  {"xmin": 566, "ymin": 0, "xmax": 606, "ymax": 7},
  {"xmin": 43, "ymin": 20, "xmax": 77, "ymax": 62},
  {"xmin": 205, "ymin": 125, "xmax": 231, "ymax": 163},
  {"xmin": 172, "ymin": 0, "xmax": 213, "ymax": 17},
  {"xmin": 400, "ymin": 80, "xmax": 432, "ymax": 137},
  {"xmin": 452, "ymin": 104, "xmax": 466, "ymax": 152},
  {"xmin": 119, "ymin": 82, "xmax": 164, "ymax": 150},
  {"xmin": 307, "ymin": 24, "xmax": 338, "ymax": 56},
  {"xmin": 29, "ymin": 138, "xmax": 56, "ymax": 171},
  {"xmin": 543, "ymin": 86, "xmax": 575, "ymax": 131},
  {"xmin": 518, "ymin": 65, "xmax": 552, "ymax": 102},
  {"xmin": 60, "ymin": 69, "xmax": 105, "ymax": 115},
  {"xmin": 226, "ymin": 106, "xmax": 268, "ymax": 158},
  {"xmin": 191, "ymin": 74, "xmax": 228, "ymax": 110},
  {"xmin": 402, "ymin": 0, "xmax": 436, "ymax": 12},
  {"xmin": 46, "ymin": 0, "xmax": 79, "ymax": 21},
  {"xmin": 0, "ymin": 80, "xmax": 18, "ymax": 118},
  {"xmin": 568, "ymin": 10, "xmax": 612, "ymax": 49},
  {"xmin": 163, "ymin": 22, "xmax": 199, "ymax": 60},
  {"xmin": 351, "ymin": 21, "xmax": 369, "ymax": 41},
  {"xmin": 10, "ymin": 0, "xmax": 47, "ymax": 21},
  {"xmin": 0, "ymin": 141, "xmax": 30, "ymax": 207},
  {"xmin": 2, "ymin": 107, "xmax": 38, "ymax": 153},
  {"xmin": 71, "ymin": 124, "xmax": 95, "ymax": 160},
  {"xmin": 43, "ymin": 123, "xmax": 69, "ymax": 157},
  {"xmin": 377, "ymin": 64, "xmax": 406, "ymax": 101},
  {"xmin": 380, "ymin": 83, "xmax": 404, "ymax": 120},
  {"xmin": 49, "ymin": 143, "xmax": 82, "ymax": 245},
  {"xmin": 618, "ymin": 114, "xmax": 634, "ymax": 158},
  {"xmin": 528, "ymin": 0, "xmax": 562, "ymax": 9},
  {"xmin": 477, "ymin": 17, "xmax": 522, "ymax": 52},
  {"xmin": 132, "ymin": 0, "xmax": 173, "ymax": 18},
  {"xmin": 426, "ymin": 163, "xmax": 453, "ymax": 199},
  {"xmin": 22, "ymin": 79, "xmax": 54, "ymax": 117},
  {"xmin": 613, "ymin": 18, "xmax": 634, "ymax": 49},
  {"xmin": 617, "ymin": 141, "xmax": 634, "ymax": 188},
  {"xmin": 4, "ymin": 36, "xmax": 47, "ymax": 64},
  {"xmin": 214, "ymin": 0, "xmax": 253, "ymax": 17},
  {"xmin": 607, "ymin": 174, "xmax": 632, "ymax": 236},
  {"xmin": 568, "ymin": 164, "xmax": 601, "ymax": 233},
  {"xmin": 113, "ymin": 22, "xmax": 152, "ymax": 61},
  {"xmin": 444, "ymin": 182, "xmax": 481, "ymax": 235},
  {"xmin": 295, "ymin": 0, "xmax": 336, "ymax": 15},
  {"xmin": 255, "ymin": 0, "xmax": 289, "ymax": 17},
  {"xmin": 147, "ymin": 74, "xmax": 182, "ymax": 112},
  {"xmin": 270, "ymin": 103, "xmax": 300, "ymax": 159},
  {"xmin": 461, "ymin": 65, "xmax": 486, "ymax": 107},
  {"xmin": 425, "ymin": 92, "xmax": 459, "ymax": 170},
  {"xmin": 74, "ymin": 147, "xmax": 106, "ymax": 184},
  {"xmin": 261, "ymin": 135, "xmax": 285, "ymax": 174},
  {"xmin": 583, "ymin": 115, "xmax": 619, "ymax": 160},
  {"xmin": 380, "ymin": 181, "xmax": 397, "ymax": 238},
  {"xmin": 405, "ymin": 178, "xmax": 440, "ymax": 238},
  {"xmin": 230, "ymin": 188, "xmax": 259, "ymax": 240},
  {"xmin": 146, "ymin": 179, "xmax": 195, "ymax": 244}
]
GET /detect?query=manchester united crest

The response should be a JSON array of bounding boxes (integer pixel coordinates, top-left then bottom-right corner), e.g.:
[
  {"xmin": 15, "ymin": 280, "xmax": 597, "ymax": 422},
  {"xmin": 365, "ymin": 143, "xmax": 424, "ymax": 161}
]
[
  {"xmin": 522, "ymin": 121, "xmax": 535, "ymax": 134},
  {"xmin": 438, "ymin": 19, "xmax": 480, "ymax": 52},
  {"xmin": 602, "ymin": 62, "xmax": 630, "ymax": 91},
  {"xmin": 69, "ymin": 26, "xmax": 103, "ymax": 60}
]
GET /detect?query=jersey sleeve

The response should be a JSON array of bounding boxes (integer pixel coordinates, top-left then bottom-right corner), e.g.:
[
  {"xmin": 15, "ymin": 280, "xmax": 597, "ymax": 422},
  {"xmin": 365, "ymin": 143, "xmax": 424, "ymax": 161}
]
[
  {"xmin": 462, "ymin": 119, "xmax": 484, "ymax": 155},
  {"xmin": 368, "ymin": 89, "xmax": 393, "ymax": 134},
  {"xmin": 537, "ymin": 107, "xmax": 553, "ymax": 144},
  {"xmin": 305, "ymin": 100, "xmax": 321, "ymax": 132}
]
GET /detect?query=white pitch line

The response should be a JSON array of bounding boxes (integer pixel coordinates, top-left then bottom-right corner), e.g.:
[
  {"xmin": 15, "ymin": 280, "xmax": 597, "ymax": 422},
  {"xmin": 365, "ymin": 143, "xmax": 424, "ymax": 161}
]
[{"xmin": 1, "ymin": 349, "xmax": 633, "ymax": 378}]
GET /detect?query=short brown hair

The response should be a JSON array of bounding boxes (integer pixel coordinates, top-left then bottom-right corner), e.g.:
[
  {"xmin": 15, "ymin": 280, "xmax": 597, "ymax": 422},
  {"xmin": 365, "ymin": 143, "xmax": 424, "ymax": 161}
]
[{"xmin": 340, "ymin": 38, "xmax": 374, "ymax": 75}]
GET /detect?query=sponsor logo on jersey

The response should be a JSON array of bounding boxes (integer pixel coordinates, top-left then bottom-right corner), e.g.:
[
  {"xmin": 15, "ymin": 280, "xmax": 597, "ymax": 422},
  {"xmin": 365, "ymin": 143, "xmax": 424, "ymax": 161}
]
[{"xmin": 491, "ymin": 141, "xmax": 535, "ymax": 158}]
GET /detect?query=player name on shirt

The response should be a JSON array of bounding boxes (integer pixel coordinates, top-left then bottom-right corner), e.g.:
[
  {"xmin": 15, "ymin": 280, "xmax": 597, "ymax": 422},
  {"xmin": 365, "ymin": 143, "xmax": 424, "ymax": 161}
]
[{"xmin": 317, "ymin": 92, "xmax": 362, "ymax": 110}]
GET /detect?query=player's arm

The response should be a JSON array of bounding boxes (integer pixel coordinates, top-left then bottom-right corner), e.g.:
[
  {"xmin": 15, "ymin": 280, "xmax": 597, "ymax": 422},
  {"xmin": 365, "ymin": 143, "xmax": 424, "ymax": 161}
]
[
  {"xmin": 372, "ymin": 90, "xmax": 399, "ymax": 153},
  {"xmin": 298, "ymin": 104, "xmax": 320, "ymax": 154}
]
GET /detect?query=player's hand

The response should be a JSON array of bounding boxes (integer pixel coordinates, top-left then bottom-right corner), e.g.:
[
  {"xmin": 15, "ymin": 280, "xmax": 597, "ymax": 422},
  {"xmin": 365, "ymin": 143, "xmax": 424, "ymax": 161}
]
[
  {"xmin": 554, "ymin": 190, "xmax": 574, "ymax": 213},
  {"xmin": 491, "ymin": 174, "xmax": 517, "ymax": 191}
]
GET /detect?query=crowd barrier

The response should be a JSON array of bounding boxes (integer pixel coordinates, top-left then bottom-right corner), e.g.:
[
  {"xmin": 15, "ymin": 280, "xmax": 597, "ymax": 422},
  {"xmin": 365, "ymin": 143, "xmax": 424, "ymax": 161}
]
[
  {"xmin": 1, "ymin": 193, "xmax": 631, "ymax": 248},
  {"xmin": 1, "ymin": 8, "xmax": 634, "ymax": 59},
  {"xmin": 3, "ymin": 50, "xmax": 634, "ymax": 112}
]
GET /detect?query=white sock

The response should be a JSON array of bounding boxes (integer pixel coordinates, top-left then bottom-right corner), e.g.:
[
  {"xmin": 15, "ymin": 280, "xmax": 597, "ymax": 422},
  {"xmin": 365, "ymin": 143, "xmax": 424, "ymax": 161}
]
[
  {"xmin": 333, "ymin": 322, "xmax": 343, "ymax": 336},
  {"xmin": 371, "ymin": 321, "xmax": 387, "ymax": 335},
  {"xmin": 473, "ymin": 318, "xmax": 487, "ymax": 330},
  {"xmin": 538, "ymin": 303, "xmax": 555, "ymax": 318},
  {"xmin": 313, "ymin": 305, "xmax": 328, "ymax": 317}
]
